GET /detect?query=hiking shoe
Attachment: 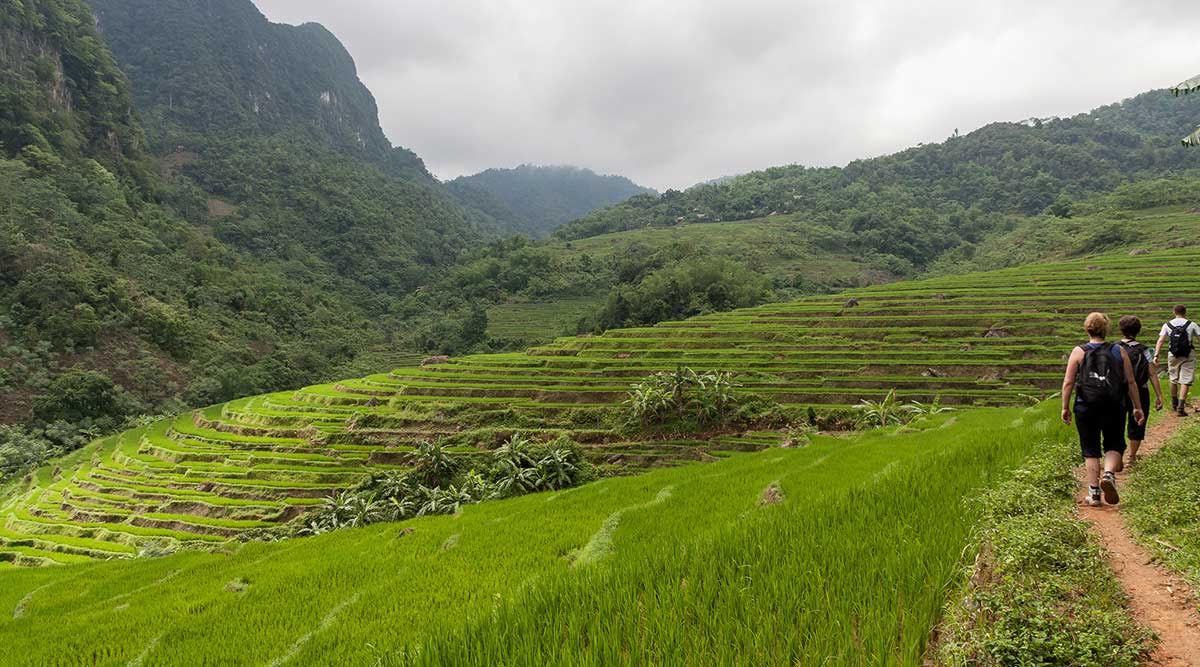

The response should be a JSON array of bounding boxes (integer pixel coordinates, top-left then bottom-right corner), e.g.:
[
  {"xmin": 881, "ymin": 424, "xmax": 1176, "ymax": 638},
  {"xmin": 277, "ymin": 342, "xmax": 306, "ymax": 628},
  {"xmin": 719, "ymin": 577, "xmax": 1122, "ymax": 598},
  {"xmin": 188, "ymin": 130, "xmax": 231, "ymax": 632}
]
[
  {"xmin": 1087, "ymin": 487, "xmax": 1102, "ymax": 507},
  {"xmin": 1179, "ymin": 406, "xmax": 1190, "ymax": 417},
  {"xmin": 1173, "ymin": 398, "xmax": 1180, "ymax": 411},
  {"xmin": 1100, "ymin": 472, "xmax": 1120, "ymax": 505}
]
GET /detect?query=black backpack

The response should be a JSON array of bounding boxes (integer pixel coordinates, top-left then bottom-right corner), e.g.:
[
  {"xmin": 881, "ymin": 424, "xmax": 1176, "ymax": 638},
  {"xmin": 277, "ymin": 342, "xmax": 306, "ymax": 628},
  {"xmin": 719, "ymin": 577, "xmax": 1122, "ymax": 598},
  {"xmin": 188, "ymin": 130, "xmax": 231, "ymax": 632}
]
[
  {"xmin": 1119, "ymin": 341, "xmax": 1150, "ymax": 387},
  {"xmin": 1169, "ymin": 321, "xmax": 1194, "ymax": 358},
  {"xmin": 1077, "ymin": 343, "xmax": 1124, "ymax": 407}
]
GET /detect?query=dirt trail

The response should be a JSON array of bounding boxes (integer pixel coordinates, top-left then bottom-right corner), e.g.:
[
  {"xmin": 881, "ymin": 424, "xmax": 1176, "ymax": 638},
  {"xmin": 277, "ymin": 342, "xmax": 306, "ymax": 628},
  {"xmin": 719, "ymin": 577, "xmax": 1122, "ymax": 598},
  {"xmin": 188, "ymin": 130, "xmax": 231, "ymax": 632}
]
[{"xmin": 1077, "ymin": 412, "xmax": 1200, "ymax": 666}]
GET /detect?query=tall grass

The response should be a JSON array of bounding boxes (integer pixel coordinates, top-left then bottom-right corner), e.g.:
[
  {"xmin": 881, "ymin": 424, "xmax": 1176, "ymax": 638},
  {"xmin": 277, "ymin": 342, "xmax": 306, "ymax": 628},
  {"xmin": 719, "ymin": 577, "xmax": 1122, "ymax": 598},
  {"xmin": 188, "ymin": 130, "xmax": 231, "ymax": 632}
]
[
  {"xmin": 402, "ymin": 407, "xmax": 1064, "ymax": 665},
  {"xmin": 0, "ymin": 406, "xmax": 1064, "ymax": 665}
]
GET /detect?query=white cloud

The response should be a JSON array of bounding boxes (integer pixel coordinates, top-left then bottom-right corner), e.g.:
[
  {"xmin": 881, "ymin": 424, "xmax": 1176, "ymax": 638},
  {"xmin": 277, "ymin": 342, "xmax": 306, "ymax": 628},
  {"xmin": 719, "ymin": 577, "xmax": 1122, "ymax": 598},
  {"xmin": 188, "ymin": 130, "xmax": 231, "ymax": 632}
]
[{"xmin": 254, "ymin": 0, "xmax": 1200, "ymax": 190}]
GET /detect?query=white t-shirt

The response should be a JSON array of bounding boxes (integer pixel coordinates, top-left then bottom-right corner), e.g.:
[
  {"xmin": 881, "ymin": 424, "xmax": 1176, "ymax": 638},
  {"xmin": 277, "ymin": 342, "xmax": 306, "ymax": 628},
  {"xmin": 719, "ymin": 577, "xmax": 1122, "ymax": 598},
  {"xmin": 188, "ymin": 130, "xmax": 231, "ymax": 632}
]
[
  {"xmin": 1160, "ymin": 317, "xmax": 1200, "ymax": 340},
  {"xmin": 1160, "ymin": 318, "xmax": 1200, "ymax": 356}
]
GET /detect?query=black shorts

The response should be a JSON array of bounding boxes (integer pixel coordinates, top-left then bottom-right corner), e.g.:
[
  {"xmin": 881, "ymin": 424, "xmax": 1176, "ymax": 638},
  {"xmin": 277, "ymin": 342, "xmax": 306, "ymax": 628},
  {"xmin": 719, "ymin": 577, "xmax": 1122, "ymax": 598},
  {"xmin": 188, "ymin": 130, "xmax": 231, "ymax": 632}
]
[
  {"xmin": 1074, "ymin": 406, "xmax": 1126, "ymax": 459},
  {"xmin": 1126, "ymin": 386, "xmax": 1150, "ymax": 441}
]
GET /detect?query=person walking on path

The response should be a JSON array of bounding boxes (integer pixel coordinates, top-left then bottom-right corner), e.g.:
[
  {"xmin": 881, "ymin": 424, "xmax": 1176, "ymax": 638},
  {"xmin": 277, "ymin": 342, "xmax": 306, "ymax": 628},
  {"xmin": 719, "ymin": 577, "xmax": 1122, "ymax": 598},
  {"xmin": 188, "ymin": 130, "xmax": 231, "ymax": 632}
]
[
  {"xmin": 1117, "ymin": 316, "xmax": 1164, "ymax": 467},
  {"xmin": 1062, "ymin": 312, "xmax": 1145, "ymax": 507},
  {"xmin": 1153, "ymin": 304, "xmax": 1200, "ymax": 416}
]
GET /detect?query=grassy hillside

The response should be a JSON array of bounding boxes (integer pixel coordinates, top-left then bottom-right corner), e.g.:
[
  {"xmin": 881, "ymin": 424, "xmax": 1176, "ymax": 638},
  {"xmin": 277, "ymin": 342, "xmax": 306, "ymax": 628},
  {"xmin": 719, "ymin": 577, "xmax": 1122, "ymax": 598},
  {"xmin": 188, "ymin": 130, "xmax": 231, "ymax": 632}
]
[
  {"xmin": 0, "ymin": 405, "xmax": 1068, "ymax": 664},
  {"xmin": 6, "ymin": 230, "xmax": 1200, "ymax": 562},
  {"xmin": 559, "ymin": 88, "xmax": 1200, "ymax": 247},
  {"xmin": 467, "ymin": 198, "xmax": 1200, "ymax": 340}
]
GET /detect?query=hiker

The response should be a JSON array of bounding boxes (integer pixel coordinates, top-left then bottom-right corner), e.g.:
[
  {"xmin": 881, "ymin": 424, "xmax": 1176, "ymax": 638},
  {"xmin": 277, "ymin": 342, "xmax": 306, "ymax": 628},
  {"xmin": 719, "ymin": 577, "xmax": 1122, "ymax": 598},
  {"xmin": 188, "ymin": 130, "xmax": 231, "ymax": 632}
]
[
  {"xmin": 1118, "ymin": 316, "xmax": 1164, "ymax": 467},
  {"xmin": 1153, "ymin": 304, "xmax": 1200, "ymax": 416},
  {"xmin": 1061, "ymin": 312, "xmax": 1144, "ymax": 507}
]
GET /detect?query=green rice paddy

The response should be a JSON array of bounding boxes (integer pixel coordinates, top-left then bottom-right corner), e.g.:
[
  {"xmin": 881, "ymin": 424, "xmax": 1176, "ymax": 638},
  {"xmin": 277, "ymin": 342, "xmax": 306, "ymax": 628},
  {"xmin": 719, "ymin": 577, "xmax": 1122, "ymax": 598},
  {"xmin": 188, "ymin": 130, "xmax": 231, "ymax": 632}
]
[
  {"xmin": 0, "ymin": 404, "xmax": 1070, "ymax": 665},
  {"xmin": 3, "ymin": 242, "xmax": 1199, "ymax": 563}
]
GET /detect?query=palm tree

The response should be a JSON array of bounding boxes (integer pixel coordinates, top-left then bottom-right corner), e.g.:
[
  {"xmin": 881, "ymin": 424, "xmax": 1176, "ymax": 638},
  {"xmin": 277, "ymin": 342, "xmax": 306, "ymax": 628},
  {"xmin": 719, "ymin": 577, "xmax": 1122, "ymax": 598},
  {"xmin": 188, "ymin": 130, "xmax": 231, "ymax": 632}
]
[{"xmin": 1171, "ymin": 75, "xmax": 1200, "ymax": 147}]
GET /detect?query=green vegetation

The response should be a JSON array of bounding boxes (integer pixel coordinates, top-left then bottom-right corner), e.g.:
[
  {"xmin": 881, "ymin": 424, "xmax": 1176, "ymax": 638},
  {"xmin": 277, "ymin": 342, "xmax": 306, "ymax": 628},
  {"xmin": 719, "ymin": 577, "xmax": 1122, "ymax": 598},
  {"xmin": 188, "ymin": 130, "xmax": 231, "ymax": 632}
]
[
  {"xmin": 6, "ymin": 240, "xmax": 1200, "ymax": 562},
  {"xmin": 414, "ymin": 188, "xmax": 1200, "ymax": 348},
  {"xmin": 0, "ymin": 0, "xmax": 493, "ymax": 449},
  {"xmin": 447, "ymin": 164, "xmax": 656, "ymax": 238},
  {"xmin": 936, "ymin": 435, "xmax": 1152, "ymax": 665},
  {"xmin": 1171, "ymin": 74, "xmax": 1200, "ymax": 146},
  {"xmin": 558, "ymin": 89, "xmax": 1200, "ymax": 250},
  {"xmin": 298, "ymin": 435, "xmax": 595, "ymax": 535},
  {"xmin": 625, "ymin": 367, "xmax": 748, "ymax": 432},
  {"xmin": 1125, "ymin": 423, "xmax": 1200, "ymax": 588},
  {"xmin": 0, "ymin": 405, "xmax": 1061, "ymax": 664},
  {"xmin": 87, "ymin": 0, "xmax": 429, "ymax": 180}
]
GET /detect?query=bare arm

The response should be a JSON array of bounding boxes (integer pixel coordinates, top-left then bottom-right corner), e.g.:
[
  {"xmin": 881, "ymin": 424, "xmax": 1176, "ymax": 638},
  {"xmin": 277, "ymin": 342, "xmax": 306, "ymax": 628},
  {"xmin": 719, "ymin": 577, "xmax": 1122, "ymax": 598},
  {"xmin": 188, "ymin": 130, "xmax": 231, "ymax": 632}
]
[
  {"xmin": 1120, "ymin": 347, "xmax": 1145, "ymax": 424},
  {"xmin": 1149, "ymin": 359, "xmax": 1165, "ymax": 409},
  {"xmin": 1154, "ymin": 334, "xmax": 1168, "ymax": 361},
  {"xmin": 1061, "ymin": 347, "xmax": 1083, "ymax": 423}
]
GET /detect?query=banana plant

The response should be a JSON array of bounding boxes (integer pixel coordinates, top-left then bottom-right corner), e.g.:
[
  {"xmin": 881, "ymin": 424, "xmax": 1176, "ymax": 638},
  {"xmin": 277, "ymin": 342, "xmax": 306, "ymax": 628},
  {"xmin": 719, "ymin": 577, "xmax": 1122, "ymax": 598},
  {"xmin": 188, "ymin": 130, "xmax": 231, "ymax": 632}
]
[
  {"xmin": 856, "ymin": 389, "xmax": 907, "ymax": 428},
  {"xmin": 1171, "ymin": 75, "xmax": 1200, "ymax": 147},
  {"xmin": 535, "ymin": 447, "xmax": 578, "ymax": 490},
  {"xmin": 414, "ymin": 439, "xmax": 457, "ymax": 487},
  {"xmin": 901, "ymin": 396, "xmax": 954, "ymax": 419}
]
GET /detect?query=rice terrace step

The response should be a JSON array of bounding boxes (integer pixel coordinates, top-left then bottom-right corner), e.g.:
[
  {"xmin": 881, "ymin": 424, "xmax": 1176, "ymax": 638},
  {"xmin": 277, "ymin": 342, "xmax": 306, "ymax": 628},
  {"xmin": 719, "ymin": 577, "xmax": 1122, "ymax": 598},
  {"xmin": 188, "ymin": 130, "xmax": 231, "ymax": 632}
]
[{"xmin": 3, "ymin": 247, "xmax": 1198, "ymax": 562}]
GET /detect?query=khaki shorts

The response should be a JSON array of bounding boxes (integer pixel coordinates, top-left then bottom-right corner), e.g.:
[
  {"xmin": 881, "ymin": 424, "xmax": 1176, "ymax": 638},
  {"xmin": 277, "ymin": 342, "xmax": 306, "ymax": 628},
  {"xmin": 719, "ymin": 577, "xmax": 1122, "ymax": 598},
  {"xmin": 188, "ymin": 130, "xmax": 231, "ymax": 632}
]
[{"xmin": 1168, "ymin": 354, "xmax": 1195, "ymax": 386}]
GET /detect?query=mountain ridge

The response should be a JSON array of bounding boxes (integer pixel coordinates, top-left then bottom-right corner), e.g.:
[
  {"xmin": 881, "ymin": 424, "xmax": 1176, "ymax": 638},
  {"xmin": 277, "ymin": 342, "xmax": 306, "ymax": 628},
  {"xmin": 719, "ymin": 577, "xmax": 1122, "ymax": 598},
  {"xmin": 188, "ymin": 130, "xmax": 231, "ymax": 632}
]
[
  {"xmin": 87, "ymin": 0, "xmax": 431, "ymax": 181},
  {"xmin": 447, "ymin": 163, "xmax": 655, "ymax": 237}
]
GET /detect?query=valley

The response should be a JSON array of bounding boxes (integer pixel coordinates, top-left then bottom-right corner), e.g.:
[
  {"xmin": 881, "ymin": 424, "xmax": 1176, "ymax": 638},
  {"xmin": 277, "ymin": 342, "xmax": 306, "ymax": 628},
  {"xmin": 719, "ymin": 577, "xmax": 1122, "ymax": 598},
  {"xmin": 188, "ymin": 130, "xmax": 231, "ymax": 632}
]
[{"xmin": 3, "ymin": 0, "xmax": 1200, "ymax": 664}]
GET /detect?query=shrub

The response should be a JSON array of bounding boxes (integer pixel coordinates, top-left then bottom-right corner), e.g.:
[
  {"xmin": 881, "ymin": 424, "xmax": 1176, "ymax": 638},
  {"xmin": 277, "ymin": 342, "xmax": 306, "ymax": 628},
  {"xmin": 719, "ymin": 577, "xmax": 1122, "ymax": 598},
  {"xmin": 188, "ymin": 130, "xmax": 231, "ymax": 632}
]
[
  {"xmin": 291, "ymin": 435, "xmax": 594, "ymax": 537},
  {"xmin": 625, "ymin": 367, "xmax": 743, "ymax": 432},
  {"xmin": 31, "ymin": 370, "xmax": 131, "ymax": 427}
]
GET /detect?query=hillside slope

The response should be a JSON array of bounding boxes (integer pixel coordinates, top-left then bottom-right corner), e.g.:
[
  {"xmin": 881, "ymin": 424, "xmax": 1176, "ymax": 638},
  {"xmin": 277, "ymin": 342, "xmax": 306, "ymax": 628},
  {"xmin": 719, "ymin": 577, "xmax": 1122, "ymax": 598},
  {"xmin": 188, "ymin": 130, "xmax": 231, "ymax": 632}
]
[
  {"xmin": 436, "ymin": 190, "xmax": 1200, "ymax": 344},
  {"xmin": 0, "ymin": 406, "xmax": 1063, "ymax": 664},
  {"xmin": 5, "ymin": 213, "xmax": 1200, "ymax": 562},
  {"xmin": 447, "ymin": 164, "xmax": 656, "ymax": 237},
  {"xmin": 558, "ymin": 89, "xmax": 1200, "ymax": 268},
  {"xmin": 87, "ymin": 0, "xmax": 429, "ymax": 180},
  {"xmin": 0, "ymin": 0, "xmax": 479, "ymax": 444}
]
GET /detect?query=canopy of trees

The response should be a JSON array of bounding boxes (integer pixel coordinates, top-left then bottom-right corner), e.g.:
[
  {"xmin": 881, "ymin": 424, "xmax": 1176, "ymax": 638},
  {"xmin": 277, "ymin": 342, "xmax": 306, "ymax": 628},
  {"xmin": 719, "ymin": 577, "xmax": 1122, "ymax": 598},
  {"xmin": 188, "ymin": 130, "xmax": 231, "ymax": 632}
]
[
  {"xmin": 556, "ymin": 89, "xmax": 1200, "ymax": 272},
  {"xmin": 447, "ymin": 165, "xmax": 655, "ymax": 238}
]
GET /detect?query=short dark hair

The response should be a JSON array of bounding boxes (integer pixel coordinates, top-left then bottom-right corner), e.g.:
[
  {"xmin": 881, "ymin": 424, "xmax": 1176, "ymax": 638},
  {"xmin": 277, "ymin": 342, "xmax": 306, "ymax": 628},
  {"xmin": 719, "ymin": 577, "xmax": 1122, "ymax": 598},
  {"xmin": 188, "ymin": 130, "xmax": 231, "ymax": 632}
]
[
  {"xmin": 1176, "ymin": 304, "xmax": 1188, "ymax": 316},
  {"xmin": 1119, "ymin": 315, "xmax": 1142, "ymax": 339}
]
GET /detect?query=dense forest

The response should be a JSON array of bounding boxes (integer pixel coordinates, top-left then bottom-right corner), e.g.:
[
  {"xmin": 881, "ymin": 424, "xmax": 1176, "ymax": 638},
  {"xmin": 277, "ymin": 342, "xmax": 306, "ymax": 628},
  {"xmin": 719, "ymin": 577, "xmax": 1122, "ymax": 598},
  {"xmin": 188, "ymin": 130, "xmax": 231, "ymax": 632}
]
[
  {"xmin": 87, "ymin": 0, "xmax": 430, "ymax": 181},
  {"xmin": 447, "ymin": 165, "xmax": 655, "ymax": 238},
  {"xmin": 0, "ymin": 0, "xmax": 489, "ymax": 473}
]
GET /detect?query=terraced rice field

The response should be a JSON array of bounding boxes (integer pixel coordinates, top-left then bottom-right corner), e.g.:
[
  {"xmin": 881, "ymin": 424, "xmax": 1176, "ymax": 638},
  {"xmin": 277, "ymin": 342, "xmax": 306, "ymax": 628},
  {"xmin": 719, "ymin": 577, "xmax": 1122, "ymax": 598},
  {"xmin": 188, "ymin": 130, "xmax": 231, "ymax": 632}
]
[
  {"xmin": 0, "ymin": 405, "xmax": 1069, "ymax": 665},
  {"xmin": 485, "ymin": 296, "xmax": 600, "ymax": 339},
  {"xmin": 3, "ymin": 247, "xmax": 1198, "ymax": 564}
]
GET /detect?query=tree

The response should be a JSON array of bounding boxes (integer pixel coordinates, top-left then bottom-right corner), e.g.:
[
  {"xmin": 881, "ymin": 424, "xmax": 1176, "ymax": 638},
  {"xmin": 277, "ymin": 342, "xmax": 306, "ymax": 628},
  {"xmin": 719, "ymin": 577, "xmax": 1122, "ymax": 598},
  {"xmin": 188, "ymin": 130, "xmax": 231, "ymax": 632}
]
[
  {"xmin": 31, "ymin": 371, "xmax": 129, "ymax": 426},
  {"xmin": 1171, "ymin": 74, "xmax": 1200, "ymax": 146}
]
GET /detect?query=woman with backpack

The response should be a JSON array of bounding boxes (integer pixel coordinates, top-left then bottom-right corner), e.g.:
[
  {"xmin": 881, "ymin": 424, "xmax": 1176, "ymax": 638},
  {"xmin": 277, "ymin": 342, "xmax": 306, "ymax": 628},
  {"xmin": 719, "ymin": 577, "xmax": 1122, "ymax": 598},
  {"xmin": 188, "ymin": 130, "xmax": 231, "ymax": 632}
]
[{"xmin": 1061, "ymin": 312, "xmax": 1145, "ymax": 507}]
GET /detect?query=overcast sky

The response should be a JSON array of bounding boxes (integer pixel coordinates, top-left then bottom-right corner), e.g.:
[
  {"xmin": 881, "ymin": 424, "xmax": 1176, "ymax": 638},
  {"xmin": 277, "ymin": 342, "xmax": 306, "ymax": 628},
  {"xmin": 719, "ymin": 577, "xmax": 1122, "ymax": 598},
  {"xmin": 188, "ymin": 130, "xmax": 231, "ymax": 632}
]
[{"xmin": 255, "ymin": 0, "xmax": 1199, "ymax": 191}]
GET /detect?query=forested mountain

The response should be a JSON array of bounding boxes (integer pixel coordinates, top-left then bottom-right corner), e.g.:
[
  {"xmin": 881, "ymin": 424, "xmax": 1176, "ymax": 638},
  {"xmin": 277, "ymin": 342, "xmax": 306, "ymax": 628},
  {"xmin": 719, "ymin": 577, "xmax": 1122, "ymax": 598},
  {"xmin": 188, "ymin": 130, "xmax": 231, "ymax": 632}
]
[
  {"xmin": 5, "ymin": 0, "xmax": 1200, "ymax": 481},
  {"xmin": 559, "ymin": 90, "xmax": 1200, "ymax": 272},
  {"xmin": 85, "ymin": 0, "xmax": 491, "ymax": 293},
  {"xmin": 0, "ymin": 0, "xmax": 488, "ymax": 470},
  {"xmin": 447, "ymin": 165, "xmax": 655, "ymax": 237},
  {"xmin": 87, "ymin": 0, "xmax": 428, "ymax": 181}
]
